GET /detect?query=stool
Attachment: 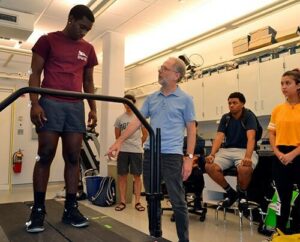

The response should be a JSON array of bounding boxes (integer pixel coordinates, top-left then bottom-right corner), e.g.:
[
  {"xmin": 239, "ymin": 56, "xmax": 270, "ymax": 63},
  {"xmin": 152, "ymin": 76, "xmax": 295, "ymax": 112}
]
[
  {"xmin": 215, "ymin": 199, "xmax": 260, "ymax": 227},
  {"xmin": 214, "ymin": 166, "xmax": 260, "ymax": 227}
]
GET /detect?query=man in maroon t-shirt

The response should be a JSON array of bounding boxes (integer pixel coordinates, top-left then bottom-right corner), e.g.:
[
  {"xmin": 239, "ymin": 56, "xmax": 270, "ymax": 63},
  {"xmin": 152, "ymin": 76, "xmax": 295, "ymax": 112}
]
[{"xmin": 26, "ymin": 5, "xmax": 98, "ymax": 233}]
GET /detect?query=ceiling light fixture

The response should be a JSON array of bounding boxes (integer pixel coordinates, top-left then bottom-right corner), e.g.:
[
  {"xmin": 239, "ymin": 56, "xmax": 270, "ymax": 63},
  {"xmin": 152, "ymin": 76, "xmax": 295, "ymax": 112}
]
[
  {"xmin": 88, "ymin": 0, "xmax": 116, "ymax": 18},
  {"xmin": 137, "ymin": 49, "xmax": 173, "ymax": 65},
  {"xmin": 66, "ymin": 0, "xmax": 91, "ymax": 5},
  {"xmin": 175, "ymin": 27, "xmax": 227, "ymax": 51},
  {"xmin": 14, "ymin": 40, "xmax": 22, "ymax": 49}
]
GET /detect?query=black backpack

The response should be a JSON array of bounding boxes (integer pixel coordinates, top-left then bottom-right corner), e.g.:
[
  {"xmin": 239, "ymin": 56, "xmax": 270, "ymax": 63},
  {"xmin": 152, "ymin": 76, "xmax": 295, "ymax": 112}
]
[
  {"xmin": 91, "ymin": 176, "xmax": 116, "ymax": 207},
  {"xmin": 225, "ymin": 108, "xmax": 263, "ymax": 143}
]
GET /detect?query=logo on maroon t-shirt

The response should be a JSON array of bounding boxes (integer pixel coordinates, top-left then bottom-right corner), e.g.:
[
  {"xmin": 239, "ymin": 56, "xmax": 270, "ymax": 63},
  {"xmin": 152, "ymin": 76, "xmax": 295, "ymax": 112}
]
[{"xmin": 77, "ymin": 50, "xmax": 87, "ymax": 61}]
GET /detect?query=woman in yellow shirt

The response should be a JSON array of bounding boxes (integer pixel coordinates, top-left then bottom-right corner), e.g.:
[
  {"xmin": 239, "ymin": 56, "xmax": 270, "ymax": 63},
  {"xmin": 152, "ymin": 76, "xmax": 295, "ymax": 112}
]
[{"xmin": 268, "ymin": 68, "xmax": 300, "ymax": 234}]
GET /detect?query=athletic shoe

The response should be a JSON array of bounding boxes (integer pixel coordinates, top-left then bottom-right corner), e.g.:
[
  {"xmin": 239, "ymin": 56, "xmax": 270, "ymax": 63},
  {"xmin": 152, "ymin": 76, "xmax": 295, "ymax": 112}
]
[
  {"xmin": 193, "ymin": 197, "xmax": 203, "ymax": 212},
  {"xmin": 25, "ymin": 206, "xmax": 46, "ymax": 233},
  {"xmin": 62, "ymin": 203, "xmax": 89, "ymax": 228},
  {"xmin": 221, "ymin": 191, "xmax": 238, "ymax": 208},
  {"xmin": 238, "ymin": 198, "xmax": 249, "ymax": 212}
]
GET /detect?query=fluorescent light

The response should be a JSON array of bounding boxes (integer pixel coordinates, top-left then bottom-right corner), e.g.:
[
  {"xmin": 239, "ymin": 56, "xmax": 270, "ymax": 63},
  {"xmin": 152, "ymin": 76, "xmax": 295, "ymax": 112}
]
[
  {"xmin": 175, "ymin": 27, "xmax": 227, "ymax": 50},
  {"xmin": 13, "ymin": 40, "xmax": 22, "ymax": 49},
  {"xmin": 89, "ymin": 0, "xmax": 103, "ymax": 10},
  {"xmin": 88, "ymin": 0, "xmax": 116, "ymax": 18},
  {"xmin": 137, "ymin": 49, "xmax": 173, "ymax": 65},
  {"xmin": 66, "ymin": 0, "xmax": 91, "ymax": 5}
]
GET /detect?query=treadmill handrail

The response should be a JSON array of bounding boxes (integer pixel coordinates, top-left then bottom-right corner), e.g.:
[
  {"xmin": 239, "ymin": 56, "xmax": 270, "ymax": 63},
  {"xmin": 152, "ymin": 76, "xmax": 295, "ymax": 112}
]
[
  {"xmin": 0, "ymin": 87, "xmax": 154, "ymax": 137},
  {"xmin": 0, "ymin": 86, "xmax": 162, "ymax": 237}
]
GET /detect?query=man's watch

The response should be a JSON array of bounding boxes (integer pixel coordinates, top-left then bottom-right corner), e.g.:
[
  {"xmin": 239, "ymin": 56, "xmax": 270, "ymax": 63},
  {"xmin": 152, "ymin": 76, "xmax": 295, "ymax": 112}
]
[{"xmin": 184, "ymin": 153, "xmax": 194, "ymax": 159}]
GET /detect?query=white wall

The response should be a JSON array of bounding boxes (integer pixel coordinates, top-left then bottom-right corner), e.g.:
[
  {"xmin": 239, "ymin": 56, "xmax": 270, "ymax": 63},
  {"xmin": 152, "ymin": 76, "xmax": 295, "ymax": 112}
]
[{"xmin": 125, "ymin": 3, "xmax": 300, "ymax": 89}]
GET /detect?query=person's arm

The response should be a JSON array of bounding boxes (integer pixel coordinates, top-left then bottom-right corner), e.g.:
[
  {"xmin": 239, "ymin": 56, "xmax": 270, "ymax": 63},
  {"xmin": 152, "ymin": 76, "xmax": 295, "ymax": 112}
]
[
  {"xmin": 205, "ymin": 132, "xmax": 224, "ymax": 163},
  {"xmin": 115, "ymin": 127, "xmax": 121, "ymax": 139},
  {"xmin": 185, "ymin": 121, "xmax": 196, "ymax": 156},
  {"xmin": 268, "ymin": 128, "xmax": 277, "ymax": 151},
  {"xmin": 269, "ymin": 128, "xmax": 282, "ymax": 157},
  {"xmin": 285, "ymin": 146, "xmax": 300, "ymax": 164},
  {"xmin": 242, "ymin": 129, "xmax": 256, "ymax": 166},
  {"xmin": 141, "ymin": 126, "xmax": 148, "ymax": 145},
  {"xmin": 83, "ymin": 67, "xmax": 97, "ymax": 128},
  {"xmin": 182, "ymin": 121, "xmax": 196, "ymax": 181},
  {"xmin": 108, "ymin": 116, "xmax": 142, "ymax": 158},
  {"xmin": 28, "ymin": 52, "xmax": 47, "ymax": 127}
]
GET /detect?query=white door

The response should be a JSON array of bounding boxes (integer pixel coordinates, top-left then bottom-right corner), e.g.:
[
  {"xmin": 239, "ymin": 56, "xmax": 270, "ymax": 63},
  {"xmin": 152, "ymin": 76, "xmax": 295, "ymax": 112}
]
[{"xmin": 0, "ymin": 88, "xmax": 13, "ymax": 190}]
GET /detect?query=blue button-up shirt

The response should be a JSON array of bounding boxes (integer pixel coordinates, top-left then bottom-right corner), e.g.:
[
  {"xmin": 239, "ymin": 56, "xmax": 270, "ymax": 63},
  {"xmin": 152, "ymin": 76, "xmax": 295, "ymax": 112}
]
[{"xmin": 141, "ymin": 86, "xmax": 195, "ymax": 154}]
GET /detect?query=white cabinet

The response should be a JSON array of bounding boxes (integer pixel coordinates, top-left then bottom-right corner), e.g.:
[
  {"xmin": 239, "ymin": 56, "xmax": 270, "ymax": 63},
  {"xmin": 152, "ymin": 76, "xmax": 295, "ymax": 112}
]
[
  {"xmin": 180, "ymin": 79, "xmax": 203, "ymax": 121},
  {"xmin": 238, "ymin": 62, "xmax": 260, "ymax": 113},
  {"xmin": 202, "ymin": 70, "xmax": 239, "ymax": 121},
  {"xmin": 238, "ymin": 57, "xmax": 287, "ymax": 116},
  {"xmin": 181, "ymin": 69, "xmax": 239, "ymax": 121},
  {"xmin": 284, "ymin": 52, "xmax": 300, "ymax": 71},
  {"xmin": 259, "ymin": 58, "xmax": 285, "ymax": 115},
  {"xmin": 180, "ymin": 52, "xmax": 300, "ymax": 121}
]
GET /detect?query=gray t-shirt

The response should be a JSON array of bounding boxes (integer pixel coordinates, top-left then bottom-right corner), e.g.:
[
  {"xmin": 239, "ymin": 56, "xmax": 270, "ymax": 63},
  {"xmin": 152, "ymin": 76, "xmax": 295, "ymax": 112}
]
[{"xmin": 114, "ymin": 112, "xmax": 143, "ymax": 153}]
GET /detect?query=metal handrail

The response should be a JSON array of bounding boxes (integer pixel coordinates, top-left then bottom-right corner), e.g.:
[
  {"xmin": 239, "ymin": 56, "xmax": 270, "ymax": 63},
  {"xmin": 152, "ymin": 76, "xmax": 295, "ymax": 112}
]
[{"xmin": 0, "ymin": 87, "xmax": 162, "ymax": 237}]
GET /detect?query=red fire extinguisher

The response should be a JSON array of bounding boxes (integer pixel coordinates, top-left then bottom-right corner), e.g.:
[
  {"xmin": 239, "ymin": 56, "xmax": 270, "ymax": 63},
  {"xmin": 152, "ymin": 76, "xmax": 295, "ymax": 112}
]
[{"xmin": 12, "ymin": 149, "xmax": 23, "ymax": 173}]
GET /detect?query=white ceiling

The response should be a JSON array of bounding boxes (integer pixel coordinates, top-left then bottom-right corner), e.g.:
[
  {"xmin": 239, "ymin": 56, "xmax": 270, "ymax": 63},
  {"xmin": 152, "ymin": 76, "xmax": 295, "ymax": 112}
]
[
  {"xmin": 0, "ymin": 0, "xmax": 292, "ymax": 68},
  {"xmin": 0, "ymin": 0, "xmax": 213, "ymax": 57}
]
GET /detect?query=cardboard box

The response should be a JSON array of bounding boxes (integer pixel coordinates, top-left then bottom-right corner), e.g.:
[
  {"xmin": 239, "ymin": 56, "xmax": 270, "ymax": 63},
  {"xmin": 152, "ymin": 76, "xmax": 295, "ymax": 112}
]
[
  {"xmin": 232, "ymin": 35, "xmax": 250, "ymax": 55},
  {"xmin": 233, "ymin": 43, "xmax": 249, "ymax": 55},
  {"xmin": 275, "ymin": 27, "xmax": 300, "ymax": 42},
  {"xmin": 232, "ymin": 36, "xmax": 250, "ymax": 48},
  {"xmin": 249, "ymin": 26, "xmax": 276, "ymax": 41},
  {"xmin": 248, "ymin": 34, "xmax": 275, "ymax": 51}
]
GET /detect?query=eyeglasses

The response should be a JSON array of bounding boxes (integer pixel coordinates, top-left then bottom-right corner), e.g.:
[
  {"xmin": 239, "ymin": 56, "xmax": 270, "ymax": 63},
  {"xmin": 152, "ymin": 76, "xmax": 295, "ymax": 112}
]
[{"xmin": 158, "ymin": 65, "xmax": 178, "ymax": 73}]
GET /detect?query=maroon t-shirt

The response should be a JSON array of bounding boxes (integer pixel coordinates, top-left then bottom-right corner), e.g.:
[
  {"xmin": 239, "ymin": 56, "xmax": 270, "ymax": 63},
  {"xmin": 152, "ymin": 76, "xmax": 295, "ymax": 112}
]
[{"xmin": 32, "ymin": 31, "xmax": 98, "ymax": 101}]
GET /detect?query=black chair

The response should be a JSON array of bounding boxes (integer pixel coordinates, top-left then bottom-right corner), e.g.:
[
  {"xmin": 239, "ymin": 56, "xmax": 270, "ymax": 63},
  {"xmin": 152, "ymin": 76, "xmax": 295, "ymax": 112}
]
[{"xmin": 184, "ymin": 165, "xmax": 207, "ymax": 222}]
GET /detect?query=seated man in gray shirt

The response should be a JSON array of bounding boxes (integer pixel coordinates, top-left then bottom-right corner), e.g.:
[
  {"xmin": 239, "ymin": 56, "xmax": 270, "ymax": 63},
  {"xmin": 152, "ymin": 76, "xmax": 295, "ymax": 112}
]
[{"xmin": 205, "ymin": 92, "xmax": 259, "ymax": 211}]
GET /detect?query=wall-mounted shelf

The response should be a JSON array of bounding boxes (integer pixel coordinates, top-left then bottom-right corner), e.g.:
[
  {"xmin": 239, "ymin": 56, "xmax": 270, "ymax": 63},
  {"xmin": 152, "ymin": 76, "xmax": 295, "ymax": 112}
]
[
  {"xmin": 128, "ymin": 36, "xmax": 300, "ymax": 99},
  {"xmin": 195, "ymin": 36, "xmax": 300, "ymax": 77},
  {"xmin": 234, "ymin": 36, "xmax": 300, "ymax": 60}
]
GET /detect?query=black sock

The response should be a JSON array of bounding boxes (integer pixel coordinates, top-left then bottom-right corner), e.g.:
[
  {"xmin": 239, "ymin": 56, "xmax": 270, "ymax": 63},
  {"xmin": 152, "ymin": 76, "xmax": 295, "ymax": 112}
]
[
  {"xmin": 237, "ymin": 186, "xmax": 247, "ymax": 199},
  {"xmin": 65, "ymin": 193, "xmax": 77, "ymax": 208},
  {"xmin": 224, "ymin": 185, "xmax": 237, "ymax": 198},
  {"xmin": 34, "ymin": 192, "xmax": 46, "ymax": 209}
]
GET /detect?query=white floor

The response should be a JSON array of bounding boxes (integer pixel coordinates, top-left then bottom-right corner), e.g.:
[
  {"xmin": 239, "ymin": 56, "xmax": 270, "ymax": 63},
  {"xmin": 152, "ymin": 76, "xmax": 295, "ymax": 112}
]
[{"xmin": 0, "ymin": 183, "xmax": 268, "ymax": 242}]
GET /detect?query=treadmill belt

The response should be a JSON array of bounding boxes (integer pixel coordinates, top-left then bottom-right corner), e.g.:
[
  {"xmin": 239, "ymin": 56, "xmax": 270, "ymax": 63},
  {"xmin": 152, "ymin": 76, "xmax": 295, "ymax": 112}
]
[{"xmin": 0, "ymin": 199, "xmax": 170, "ymax": 242}]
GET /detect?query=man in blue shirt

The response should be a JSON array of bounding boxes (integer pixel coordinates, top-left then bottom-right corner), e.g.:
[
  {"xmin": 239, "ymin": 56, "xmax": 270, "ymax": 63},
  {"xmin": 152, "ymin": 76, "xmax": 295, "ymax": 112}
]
[
  {"xmin": 108, "ymin": 57, "xmax": 196, "ymax": 242},
  {"xmin": 205, "ymin": 92, "xmax": 258, "ymax": 211}
]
